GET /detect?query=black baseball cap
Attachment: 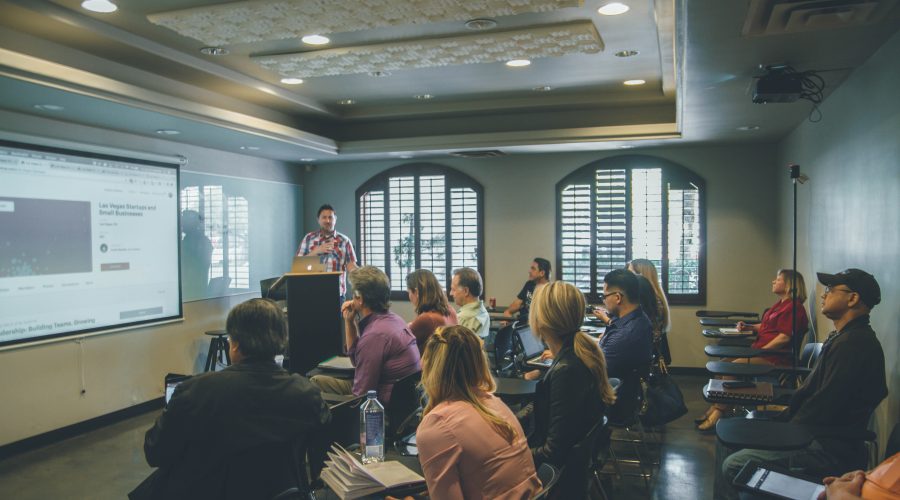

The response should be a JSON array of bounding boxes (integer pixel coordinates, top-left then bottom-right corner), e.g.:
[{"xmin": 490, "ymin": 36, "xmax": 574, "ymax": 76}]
[{"xmin": 817, "ymin": 268, "xmax": 881, "ymax": 308}]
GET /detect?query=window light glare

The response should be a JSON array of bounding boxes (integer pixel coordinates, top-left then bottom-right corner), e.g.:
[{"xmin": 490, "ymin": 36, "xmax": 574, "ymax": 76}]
[
  {"xmin": 598, "ymin": 2, "xmax": 630, "ymax": 15},
  {"xmin": 155, "ymin": 129, "xmax": 181, "ymax": 135},
  {"xmin": 623, "ymin": 79, "xmax": 646, "ymax": 86},
  {"xmin": 33, "ymin": 104, "xmax": 65, "ymax": 111},
  {"xmin": 301, "ymin": 34, "xmax": 330, "ymax": 45},
  {"xmin": 81, "ymin": 0, "xmax": 117, "ymax": 13},
  {"xmin": 280, "ymin": 77, "xmax": 304, "ymax": 85},
  {"xmin": 505, "ymin": 59, "xmax": 531, "ymax": 67}
]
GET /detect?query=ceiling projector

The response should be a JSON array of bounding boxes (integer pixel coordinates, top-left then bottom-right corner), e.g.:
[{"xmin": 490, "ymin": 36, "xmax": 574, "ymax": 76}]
[{"xmin": 753, "ymin": 67, "xmax": 802, "ymax": 104}]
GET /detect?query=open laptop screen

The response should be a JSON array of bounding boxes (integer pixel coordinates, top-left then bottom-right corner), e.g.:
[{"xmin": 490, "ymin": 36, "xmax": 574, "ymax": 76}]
[{"xmin": 516, "ymin": 325, "xmax": 545, "ymax": 359}]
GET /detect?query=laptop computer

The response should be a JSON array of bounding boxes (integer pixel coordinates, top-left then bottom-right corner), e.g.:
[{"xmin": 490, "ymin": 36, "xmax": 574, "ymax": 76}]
[
  {"xmin": 516, "ymin": 325, "xmax": 552, "ymax": 368},
  {"xmin": 164, "ymin": 373, "xmax": 192, "ymax": 405},
  {"xmin": 291, "ymin": 254, "xmax": 329, "ymax": 273}
]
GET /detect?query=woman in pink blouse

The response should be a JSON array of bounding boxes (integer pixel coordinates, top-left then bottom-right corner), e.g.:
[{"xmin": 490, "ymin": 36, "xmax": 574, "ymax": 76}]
[
  {"xmin": 406, "ymin": 269, "xmax": 457, "ymax": 354},
  {"xmin": 416, "ymin": 325, "xmax": 541, "ymax": 499}
]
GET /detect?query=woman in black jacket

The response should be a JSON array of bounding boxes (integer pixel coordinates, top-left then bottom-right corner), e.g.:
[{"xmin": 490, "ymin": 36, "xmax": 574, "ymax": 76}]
[{"xmin": 528, "ymin": 281, "xmax": 617, "ymax": 496}]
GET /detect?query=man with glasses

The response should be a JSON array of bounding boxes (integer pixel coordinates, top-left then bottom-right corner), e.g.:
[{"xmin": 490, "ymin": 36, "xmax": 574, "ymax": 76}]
[
  {"xmin": 597, "ymin": 269, "xmax": 653, "ymax": 422},
  {"xmin": 719, "ymin": 268, "xmax": 887, "ymax": 499}
]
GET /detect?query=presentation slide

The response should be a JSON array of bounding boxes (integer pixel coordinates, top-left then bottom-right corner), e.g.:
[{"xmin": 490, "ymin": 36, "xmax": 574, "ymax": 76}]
[{"xmin": 0, "ymin": 140, "xmax": 182, "ymax": 347}]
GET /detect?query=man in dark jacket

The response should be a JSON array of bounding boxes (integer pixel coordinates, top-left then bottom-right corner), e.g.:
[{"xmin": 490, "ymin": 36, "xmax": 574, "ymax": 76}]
[
  {"xmin": 719, "ymin": 269, "xmax": 887, "ymax": 499},
  {"xmin": 130, "ymin": 298, "xmax": 331, "ymax": 500}
]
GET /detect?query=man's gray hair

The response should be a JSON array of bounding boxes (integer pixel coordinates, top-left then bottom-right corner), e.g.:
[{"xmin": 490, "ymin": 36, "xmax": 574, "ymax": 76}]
[
  {"xmin": 350, "ymin": 266, "xmax": 391, "ymax": 312},
  {"xmin": 453, "ymin": 267, "xmax": 483, "ymax": 298},
  {"xmin": 226, "ymin": 298, "xmax": 287, "ymax": 359}
]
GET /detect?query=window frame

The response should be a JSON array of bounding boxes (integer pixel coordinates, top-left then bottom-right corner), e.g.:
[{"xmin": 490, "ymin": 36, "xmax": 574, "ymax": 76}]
[
  {"xmin": 355, "ymin": 163, "xmax": 485, "ymax": 300},
  {"xmin": 555, "ymin": 155, "xmax": 707, "ymax": 305}
]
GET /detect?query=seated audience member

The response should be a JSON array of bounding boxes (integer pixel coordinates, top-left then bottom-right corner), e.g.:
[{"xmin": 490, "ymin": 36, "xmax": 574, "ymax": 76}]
[
  {"xmin": 818, "ymin": 452, "xmax": 900, "ymax": 499},
  {"xmin": 629, "ymin": 258, "xmax": 672, "ymax": 364},
  {"xmin": 312, "ymin": 266, "xmax": 420, "ymax": 403},
  {"xmin": 406, "ymin": 269, "xmax": 458, "ymax": 354},
  {"xmin": 416, "ymin": 325, "xmax": 541, "ymax": 498},
  {"xmin": 719, "ymin": 269, "xmax": 887, "ymax": 500},
  {"xmin": 696, "ymin": 269, "xmax": 810, "ymax": 430},
  {"xmin": 528, "ymin": 281, "xmax": 617, "ymax": 498},
  {"xmin": 503, "ymin": 257, "xmax": 551, "ymax": 323},
  {"xmin": 450, "ymin": 267, "xmax": 491, "ymax": 340},
  {"xmin": 130, "ymin": 298, "xmax": 331, "ymax": 500}
]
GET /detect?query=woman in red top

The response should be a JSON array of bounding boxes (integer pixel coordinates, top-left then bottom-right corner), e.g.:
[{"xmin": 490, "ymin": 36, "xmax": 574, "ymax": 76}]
[
  {"xmin": 406, "ymin": 269, "xmax": 458, "ymax": 354},
  {"xmin": 696, "ymin": 269, "xmax": 809, "ymax": 430}
]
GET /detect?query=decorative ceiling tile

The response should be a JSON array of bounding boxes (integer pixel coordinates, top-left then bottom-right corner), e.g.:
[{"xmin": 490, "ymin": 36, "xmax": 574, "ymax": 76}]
[
  {"xmin": 148, "ymin": 0, "xmax": 582, "ymax": 46},
  {"xmin": 252, "ymin": 21, "xmax": 602, "ymax": 78}
]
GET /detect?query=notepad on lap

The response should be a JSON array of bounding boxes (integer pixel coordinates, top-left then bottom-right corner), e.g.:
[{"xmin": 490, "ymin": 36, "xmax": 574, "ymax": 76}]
[
  {"xmin": 707, "ymin": 379, "xmax": 774, "ymax": 402},
  {"xmin": 719, "ymin": 328, "xmax": 747, "ymax": 335},
  {"xmin": 317, "ymin": 356, "xmax": 355, "ymax": 371},
  {"xmin": 320, "ymin": 445, "xmax": 425, "ymax": 499}
]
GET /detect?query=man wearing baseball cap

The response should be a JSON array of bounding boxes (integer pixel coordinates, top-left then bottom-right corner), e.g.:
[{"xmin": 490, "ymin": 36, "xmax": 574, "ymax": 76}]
[{"xmin": 720, "ymin": 268, "xmax": 887, "ymax": 498}]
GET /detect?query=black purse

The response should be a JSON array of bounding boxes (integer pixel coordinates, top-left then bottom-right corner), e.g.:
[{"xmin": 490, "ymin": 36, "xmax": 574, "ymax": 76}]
[{"xmin": 640, "ymin": 371, "xmax": 688, "ymax": 426}]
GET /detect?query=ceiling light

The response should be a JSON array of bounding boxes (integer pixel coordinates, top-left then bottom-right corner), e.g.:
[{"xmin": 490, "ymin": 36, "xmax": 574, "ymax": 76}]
[
  {"xmin": 737, "ymin": 125, "xmax": 760, "ymax": 131},
  {"xmin": 465, "ymin": 18, "xmax": 497, "ymax": 30},
  {"xmin": 506, "ymin": 59, "xmax": 531, "ymax": 67},
  {"xmin": 533, "ymin": 85, "xmax": 552, "ymax": 92},
  {"xmin": 614, "ymin": 50, "xmax": 639, "ymax": 58},
  {"xmin": 598, "ymin": 2, "xmax": 630, "ymax": 15},
  {"xmin": 33, "ymin": 104, "xmax": 65, "ymax": 111},
  {"xmin": 337, "ymin": 99, "xmax": 356, "ymax": 105},
  {"xmin": 81, "ymin": 0, "xmax": 117, "ymax": 13},
  {"xmin": 399, "ymin": 154, "xmax": 413, "ymax": 159},
  {"xmin": 200, "ymin": 47, "xmax": 228, "ymax": 56},
  {"xmin": 301, "ymin": 34, "xmax": 330, "ymax": 45},
  {"xmin": 155, "ymin": 129, "xmax": 181, "ymax": 135},
  {"xmin": 619, "ymin": 145, "xmax": 635, "ymax": 149},
  {"xmin": 369, "ymin": 71, "xmax": 392, "ymax": 77},
  {"xmin": 413, "ymin": 94, "xmax": 434, "ymax": 100},
  {"xmin": 239, "ymin": 146, "xmax": 261, "ymax": 151},
  {"xmin": 623, "ymin": 79, "xmax": 646, "ymax": 85},
  {"xmin": 300, "ymin": 158, "xmax": 315, "ymax": 162},
  {"xmin": 280, "ymin": 77, "xmax": 304, "ymax": 85}
]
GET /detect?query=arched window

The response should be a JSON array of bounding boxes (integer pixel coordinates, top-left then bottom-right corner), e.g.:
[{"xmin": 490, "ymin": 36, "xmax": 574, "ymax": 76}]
[
  {"xmin": 556, "ymin": 155, "xmax": 706, "ymax": 304},
  {"xmin": 356, "ymin": 164, "xmax": 484, "ymax": 298}
]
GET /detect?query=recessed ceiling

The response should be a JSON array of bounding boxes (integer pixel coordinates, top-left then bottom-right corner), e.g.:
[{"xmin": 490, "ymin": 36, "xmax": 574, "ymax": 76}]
[{"xmin": 0, "ymin": 0, "xmax": 897, "ymax": 162}]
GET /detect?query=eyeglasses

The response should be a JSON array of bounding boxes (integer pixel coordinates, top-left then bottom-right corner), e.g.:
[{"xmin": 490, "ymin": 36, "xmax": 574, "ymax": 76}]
[
  {"xmin": 601, "ymin": 291, "xmax": 622, "ymax": 300},
  {"xmin": 823, "ymin": 286, "xmax": 854, "ymax": 295}
]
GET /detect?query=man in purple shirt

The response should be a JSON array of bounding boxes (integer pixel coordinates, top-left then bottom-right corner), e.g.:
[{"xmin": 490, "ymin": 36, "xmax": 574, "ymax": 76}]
[{"xmin": 311, "ymin": 266, "xmax": 420, "ymax": 403}]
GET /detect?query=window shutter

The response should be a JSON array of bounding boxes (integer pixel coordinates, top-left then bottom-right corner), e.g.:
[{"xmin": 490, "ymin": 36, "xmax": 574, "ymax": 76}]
[
  {"xmin": 389, "ymin": 176, "xmax": 416, "ymax": 291},
  {"xmin": 450, "ymin": 187, "xmax": 478, "ymax": 271},
  {"xmin": 667, "ymin": 182, "xmax": 701, "ymax": 294},
  {"xmin": 419, "ymin": 175, "xmax": 447, "ymax": 284},
  {"xmin": 595, "ymin": 169, "xmax": 627, "ymax": 291},
  {"xmin": 360, "ymin": 190, "xmax": 386, "ymax": 271},
  {"xmin": 560, "ymin": 183, "xmax": 592, "ymax": 294},
  {"xmin": 630, "ymin": 168, "xmax": 663, "ymax": 271}
]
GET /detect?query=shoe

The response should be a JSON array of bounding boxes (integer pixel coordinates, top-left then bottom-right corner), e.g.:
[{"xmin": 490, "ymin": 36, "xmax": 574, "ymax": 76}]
[
  {"xmin": 693, "ymin": 407, "xmax": 714, "ymax": 424},
  {"xmin": 696, "ymin": 408, "xmax": 722, "ymax": 431}
]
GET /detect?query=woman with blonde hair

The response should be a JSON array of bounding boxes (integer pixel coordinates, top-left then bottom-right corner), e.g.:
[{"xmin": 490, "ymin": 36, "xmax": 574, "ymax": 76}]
[
  {"xmin": 406, "ymin": 269, "xmax": 457, "ymax": 354},
  {"xmin": 528, "ymin": 281, "xmax": 616, "ymax": 497},
  {"xmin": 416, "ymin": 325, "xmax": 540, "ymax": 499},
  {"xmin": 628, "ymin": 259, "xmax": 671, "ymax": 335}
]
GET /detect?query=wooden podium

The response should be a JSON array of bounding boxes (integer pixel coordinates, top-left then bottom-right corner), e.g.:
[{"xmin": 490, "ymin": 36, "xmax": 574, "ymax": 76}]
[{"xmin": 270, "ymin": 272, "xmax": 343, "ymax": 375}]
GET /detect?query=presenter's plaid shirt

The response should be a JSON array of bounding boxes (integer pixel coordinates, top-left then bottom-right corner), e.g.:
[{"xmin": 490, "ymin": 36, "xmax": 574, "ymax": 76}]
[{"xmin": 296, "ymin": 230, "xmax": 357, "ymax": 296}]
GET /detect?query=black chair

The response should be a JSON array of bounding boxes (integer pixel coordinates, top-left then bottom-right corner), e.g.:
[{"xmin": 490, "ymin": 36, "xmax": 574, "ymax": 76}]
[
  {"xmin": 492, "ymin": 323, "xmax": 516, "ymax": 376},
  {"xmin": 327, "ymin": 395, "xmax": 366, "ymax": 447},
  {"xmin": 555, "ymin": 416, "xmax": 611, "ymax": 500},
  {"xmin": 605, "ymin": 366, "xmax": 655, "ymax": 489},
  {"xmin": 260, "ymin": 276, "xmax": 286, "ymax": 301},
  {"xmin": 386, "ymin": 371, "xmax": 422, "ymax": 442},
  {"xmin": 533, "ymin": 463, "xmax": 561, "ymax": 500},
  {"xmin": 223, "ymin": 439, "xmax": 313, "ymax": 500}
]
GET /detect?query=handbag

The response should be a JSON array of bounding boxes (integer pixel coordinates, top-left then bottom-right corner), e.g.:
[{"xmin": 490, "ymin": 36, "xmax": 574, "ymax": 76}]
[{"xmin": 639, "ymin": 372, "xmax": 688, "ymax": 426}]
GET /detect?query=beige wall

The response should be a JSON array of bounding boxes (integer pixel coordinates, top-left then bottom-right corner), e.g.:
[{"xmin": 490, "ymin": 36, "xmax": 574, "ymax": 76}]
[
  {"xmin": 775, "ymin": 30, "xmax": 899, "ymax": 452},
  {"xmin": 303, "ymin": 143, "xmax": 784, "ymax": 369},
  {"xmin": 0, "ymin": 112, "xmax": 303, "ymax": 446}
]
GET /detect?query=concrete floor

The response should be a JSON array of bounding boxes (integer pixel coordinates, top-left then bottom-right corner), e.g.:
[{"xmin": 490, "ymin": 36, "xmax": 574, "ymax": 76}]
[{"xmin": 0, "ymin": 375, "xmax": 717, "ymax": 499}]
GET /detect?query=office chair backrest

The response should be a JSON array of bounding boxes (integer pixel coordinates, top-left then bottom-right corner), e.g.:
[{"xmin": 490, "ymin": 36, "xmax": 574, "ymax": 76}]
[
  {"xmin": 260, "ymin": 277, "xmax": 286, "ymax": 301},
  {"xmin": 386, "ymin": 371, "xmax": 422, "ymax": 441},
  {"xmin": 328, "ymin": 395, "xmax": 366, "ymax": 447},
  {"xmin": 492, "ymin": 324, "xmax": 515, "ymax": 375},
  {"xmin": 800, "ymin": 342, "xmax": 824, "ymax": 369},
  {"xmin": 532, "ymin": 463, "xmax": 561, "ymax": 500},
  {"xmin": 554, "ymin": 415, "xmax": 610, "ymax": 499},
  {"xmin": 223, "ymin": 438, "xmax": 310, "ymax": 500}
]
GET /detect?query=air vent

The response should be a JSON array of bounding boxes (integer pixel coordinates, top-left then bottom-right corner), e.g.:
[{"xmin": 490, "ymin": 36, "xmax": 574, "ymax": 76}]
[
  {"xmin": 448, "ymin": 150, "xmax": 506, "ymax": 158},
  {"xmin": 743, "ymin": 0, "xmax": 897, "ymax": 36}
]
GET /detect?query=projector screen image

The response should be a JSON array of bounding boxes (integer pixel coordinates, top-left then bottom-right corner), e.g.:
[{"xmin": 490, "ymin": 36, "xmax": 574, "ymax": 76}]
[{"xmin": 0, "ymin": 139, "xmax": 182, "ymax": 347}]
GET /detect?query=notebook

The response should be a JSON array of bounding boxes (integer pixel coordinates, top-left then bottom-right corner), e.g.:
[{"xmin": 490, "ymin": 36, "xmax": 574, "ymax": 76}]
[
  {"xmin": 707, "ymin": 379, "xmax": 774, "ymax": 402},
  {"xmin": 318, "ymin": 356, "xmax": 355, "ymax": 371},
  {"xmin": 320, "ymin": 444, "xmax": 425, "ymax": 499}
]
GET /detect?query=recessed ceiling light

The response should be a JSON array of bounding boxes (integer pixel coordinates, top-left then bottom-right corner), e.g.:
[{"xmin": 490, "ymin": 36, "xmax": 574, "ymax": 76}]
[
  {"xmin": 200, "ymin": 47, "xmax": 228, "ymax": 56},
  {"xmin": 81, "ymin": 0, "xmax": 117, "ymax": 13},
  {"xmin": 337, "ymin": 99, "xmax": 356, "ymax": 105},
  {"xmin": 506, "ymin": 59, "xmax": 531, "ymax": 68},
  {"xmin": 239, "ymin": 146, "xmax": 260, "ymax": 151},
  {"xmin": 533, "ymin": 85, "xmax": 552, "ymax": 92},
  {"xmin": 33, "ymin": 104, "xmax": 65, "ymax": 111},
  {"xmin": 300, "ymin": 158, "xmax": 315, "ymax": 162},
  {"xmin": 623, "ymin": 79, "xmax": 646, "ymax": 86},
  {"xmin": 280, "ymin": 77, "xmax": 304, "ymax": 85},
  {"xmin": 369, "ymin": 71, "xmax": 392, "ymax": 77},
  {"xmin": 615, "ymin": 50, "xmax": 639, "ymax": 58},
  {"xmin": 465, "ymin": 18, "xmax": 497, "ymax": 30},
  {"xmin": 413, "ymin": 94, "xmax": 434, "ymax": 100},
  {"xmin": 155, "ymin": 129, "xmax": 181, "ymax": 135},
  {"xmin": 619, "ymin": 144, "xmax": 635, "ymax": 149},
  {"xmin": 301, "ymin": 34, "xmax": 330, "ymax": 45},
  {"xmin": 598, "ymin": 2, "xmax": 630, "ymax": 15},
  {"xmin": 737, "ymin": 125, "xmax": 760, "ymax": 131},
  {"xmin": 399, "ymin": 154, "xmax": 413, "ymax": 159}
]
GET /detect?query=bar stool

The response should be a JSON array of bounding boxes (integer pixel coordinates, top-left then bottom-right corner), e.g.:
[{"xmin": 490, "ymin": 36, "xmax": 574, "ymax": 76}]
[{"xmin": 204, "ymin": 329, "xmax": 231, "ymax": 372}]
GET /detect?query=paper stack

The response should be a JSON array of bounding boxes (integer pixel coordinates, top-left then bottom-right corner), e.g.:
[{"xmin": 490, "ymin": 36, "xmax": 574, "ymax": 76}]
[{"xmin": 320, "ymin": 444, "xmax": 425, "ymax": 499}]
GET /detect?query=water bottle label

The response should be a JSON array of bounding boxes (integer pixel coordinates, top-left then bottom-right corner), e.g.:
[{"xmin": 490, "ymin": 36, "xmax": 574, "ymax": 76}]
[{"xmin": 365, "ymin": 412, "xmax": 384, "ymax": 446}]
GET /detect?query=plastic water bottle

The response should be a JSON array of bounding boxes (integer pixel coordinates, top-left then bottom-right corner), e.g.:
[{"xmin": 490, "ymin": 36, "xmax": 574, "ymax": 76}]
[{"xmin": 360, "ymin": 390, "xmax": 385, "ymax": 464}]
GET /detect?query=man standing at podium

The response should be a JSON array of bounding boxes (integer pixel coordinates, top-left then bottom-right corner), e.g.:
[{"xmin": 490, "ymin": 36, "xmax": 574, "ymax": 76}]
[{"xmin": 297, "ymin": 204, "xmax": 357, "ymax": 297}]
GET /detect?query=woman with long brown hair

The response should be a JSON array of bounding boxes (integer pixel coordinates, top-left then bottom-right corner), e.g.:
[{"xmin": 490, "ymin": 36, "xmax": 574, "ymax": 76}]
[
  {"xmin": 416, "ymin": 325, "xmax": 540, "ymax": 498},
  {"xmin": 406, "ymin": 269, "xmax": 457, "ymax": 354}
]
